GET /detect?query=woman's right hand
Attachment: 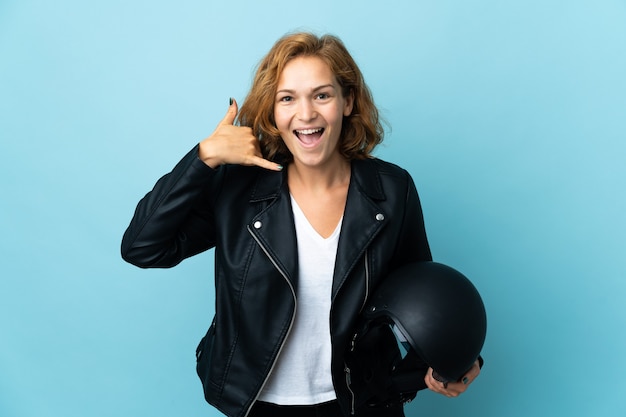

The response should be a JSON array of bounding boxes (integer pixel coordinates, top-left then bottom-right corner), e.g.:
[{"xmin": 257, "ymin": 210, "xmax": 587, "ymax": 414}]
[{"xmin": 198, "ymin": 98, "xmax": 283, "ymax": 171}]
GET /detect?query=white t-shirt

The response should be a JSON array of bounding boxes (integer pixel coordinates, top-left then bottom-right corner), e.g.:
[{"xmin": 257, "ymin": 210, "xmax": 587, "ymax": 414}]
[{"xmin": 257, "ymin": 196, "xmax": 342, "ymax": 405}]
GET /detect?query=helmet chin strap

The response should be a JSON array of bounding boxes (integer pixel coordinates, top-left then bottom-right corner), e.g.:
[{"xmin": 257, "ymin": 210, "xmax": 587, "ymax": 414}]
[
  {"xmin": 390, "ymin": 349, "xmax": 429, "ymax": 394},
  {"xmin": 345, "ymin": 319, "xmax": 430, "ymax": 410}
]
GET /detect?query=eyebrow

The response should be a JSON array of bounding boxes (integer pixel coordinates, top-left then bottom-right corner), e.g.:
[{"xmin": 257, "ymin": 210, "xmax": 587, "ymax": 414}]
[{"xmin": 276, "ymin": 84, "xmax": 336, "ymax": 95}]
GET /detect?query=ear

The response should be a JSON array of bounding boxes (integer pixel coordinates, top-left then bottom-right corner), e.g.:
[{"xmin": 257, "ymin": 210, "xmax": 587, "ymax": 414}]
[{"xmin": 343, "ymin": 89, "xmax": 355, "ymax": 117}]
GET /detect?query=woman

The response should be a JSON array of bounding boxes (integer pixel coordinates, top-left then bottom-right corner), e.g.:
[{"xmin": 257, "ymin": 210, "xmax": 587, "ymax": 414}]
[{"xmin": 121, "ymin": 32, "xmax": 479, "ymax": 417}]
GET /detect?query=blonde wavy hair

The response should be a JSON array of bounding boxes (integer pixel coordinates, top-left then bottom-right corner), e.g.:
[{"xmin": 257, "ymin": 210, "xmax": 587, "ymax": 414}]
[{"xmin": 238, "ymin": 32, "xmax": 384, "ymax": 162}]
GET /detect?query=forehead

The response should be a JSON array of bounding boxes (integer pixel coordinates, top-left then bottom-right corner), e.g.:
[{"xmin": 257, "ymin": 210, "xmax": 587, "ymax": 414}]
[{"xmin": 277, "ymin": 56, "xmax": 337, "ymax": 89}]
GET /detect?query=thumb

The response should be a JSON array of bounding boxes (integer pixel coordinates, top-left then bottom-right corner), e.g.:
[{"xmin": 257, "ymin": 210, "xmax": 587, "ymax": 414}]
[{"xmin": 219, "ymin": 97, "xmax": 238, "ymax": 126}]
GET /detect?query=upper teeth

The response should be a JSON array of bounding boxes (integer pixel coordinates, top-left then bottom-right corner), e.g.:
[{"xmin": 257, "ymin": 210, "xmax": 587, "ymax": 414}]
[{"xmin": 296, "ymin": 128, "xmax": 322, "ymax": 135}]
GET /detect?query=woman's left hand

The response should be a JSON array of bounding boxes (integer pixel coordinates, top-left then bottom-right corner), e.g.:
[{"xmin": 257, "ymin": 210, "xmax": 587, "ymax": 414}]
[{"xmin": 424, "ymin": 360, "xmax": 481, "ymax": 398}]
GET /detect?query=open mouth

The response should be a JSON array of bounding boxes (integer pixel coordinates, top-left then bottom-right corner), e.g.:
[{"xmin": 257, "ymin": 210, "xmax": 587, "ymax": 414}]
[{"xmin": 294, "ymin": 128, "xmax": 325, "ymax": 145}]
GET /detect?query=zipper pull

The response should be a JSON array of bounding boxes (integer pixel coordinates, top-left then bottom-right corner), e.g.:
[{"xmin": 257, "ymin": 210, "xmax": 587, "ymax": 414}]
[{"xmin": 344, "ymin": 365, "xmax": 356, "ymax": 415}]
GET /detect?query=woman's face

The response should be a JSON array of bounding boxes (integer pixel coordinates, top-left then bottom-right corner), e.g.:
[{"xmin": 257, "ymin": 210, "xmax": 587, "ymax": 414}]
[{"xmin": 274, "ymin": 56, "xmax": 353, "ymax": 168}]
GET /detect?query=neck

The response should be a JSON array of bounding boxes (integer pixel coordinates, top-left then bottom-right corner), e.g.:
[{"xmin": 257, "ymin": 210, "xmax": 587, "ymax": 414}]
[{"xmin": 288, "ymin": 158, "xmax": 351, "ymax": 192}]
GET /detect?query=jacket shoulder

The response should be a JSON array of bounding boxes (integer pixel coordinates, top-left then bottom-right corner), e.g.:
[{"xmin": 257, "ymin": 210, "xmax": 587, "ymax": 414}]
[
  {"xmin": 354, "ymin": 157, "xmax": 413, "ymax": 187},
  {"xmin": 370, "ymin": 158, "xmax": 411, "ymax": 176}
]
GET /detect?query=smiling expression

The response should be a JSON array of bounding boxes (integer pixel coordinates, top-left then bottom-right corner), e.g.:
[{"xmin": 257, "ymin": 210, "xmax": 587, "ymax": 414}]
[{"xmin": 274, "ymin": 56, "xmax": 354, "ymax": 169}]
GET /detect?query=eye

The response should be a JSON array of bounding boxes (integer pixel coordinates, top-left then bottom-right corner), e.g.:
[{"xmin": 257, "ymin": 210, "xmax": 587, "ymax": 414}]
[
  {"xmin": 316, "ymin": 92, "xmax": 330, "ymax": 100},
  {"xmin": 278, "ymin": 95, "xmax": 293, "ymax": 102}
]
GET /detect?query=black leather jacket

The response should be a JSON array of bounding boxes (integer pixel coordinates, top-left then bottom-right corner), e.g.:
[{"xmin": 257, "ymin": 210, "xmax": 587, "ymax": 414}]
[{"xmin": 121, "ymin": 145, "xmax": 431, "ymax": 417}]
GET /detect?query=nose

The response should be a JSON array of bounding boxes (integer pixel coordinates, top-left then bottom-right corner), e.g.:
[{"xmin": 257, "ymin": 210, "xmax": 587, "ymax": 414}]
[{"xmin": 296, "ymin": 99, "xmax": 316, "ymax": 121}]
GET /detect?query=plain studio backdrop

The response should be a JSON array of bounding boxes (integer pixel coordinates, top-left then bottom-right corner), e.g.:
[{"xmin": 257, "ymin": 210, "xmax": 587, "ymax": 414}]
[{"xmin": 1, "ymin": 1, "xmax": 625, "ymax": 416}]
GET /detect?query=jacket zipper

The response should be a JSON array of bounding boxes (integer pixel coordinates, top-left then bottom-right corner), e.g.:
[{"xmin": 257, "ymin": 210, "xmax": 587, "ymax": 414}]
[
  {"xmin": 360, "ymin": 251, "xmax": 370, "ymax": 314},
  {"xmin": 344, "ymin": 251, "xmax": 370, "ymax": 415},
  {"xmin": 244, "ymin": 226, "xmax": 297, "ymax": 417},
  {"xmin": 345, "ymin": 330, "xmax": 359, "ymax": 415},
  {"xmin": 344, "ymin": 364, "xmax": 356, "ymax": 415}
]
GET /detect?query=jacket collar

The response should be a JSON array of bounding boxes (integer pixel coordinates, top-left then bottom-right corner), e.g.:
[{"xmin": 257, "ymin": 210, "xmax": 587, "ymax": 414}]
[
  {"xmin": 350, "ymin": 158, "xmax": 386, "ymax": 201},
  {"xmin": 249, "ymin": 167, "xmax": 285, "ymax": 203}
]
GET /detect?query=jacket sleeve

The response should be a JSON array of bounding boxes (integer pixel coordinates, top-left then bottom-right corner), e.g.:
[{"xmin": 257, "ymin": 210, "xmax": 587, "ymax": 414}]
[
  {"xmin": 392, "ymin": 171, "xmax": 433, "ymax": 266},
  {"xmin": 120, "ymin": 145, "xmax": 221, "ymax": 268}
]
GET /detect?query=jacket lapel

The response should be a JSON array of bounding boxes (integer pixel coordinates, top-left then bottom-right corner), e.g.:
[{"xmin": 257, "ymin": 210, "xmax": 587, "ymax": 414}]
[
  {"xmin": 247, "ymin": 168, "xmax": 299, "ymax": 290},
  {"xmin": 332, "ymin": 159, "xmax": 387, "ymax": 297}
]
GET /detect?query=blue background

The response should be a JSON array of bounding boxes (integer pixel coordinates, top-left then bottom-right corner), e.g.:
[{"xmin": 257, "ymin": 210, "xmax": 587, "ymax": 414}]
[{"xmin": 1, "ymin": 1, "xmax": 625, "ymax": 416}]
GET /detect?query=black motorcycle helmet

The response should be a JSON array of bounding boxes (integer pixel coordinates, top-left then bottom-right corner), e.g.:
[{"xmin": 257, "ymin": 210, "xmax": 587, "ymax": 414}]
[{"xmin": 345, "ymin": 261, "xmax": 487, "ymax": 409}]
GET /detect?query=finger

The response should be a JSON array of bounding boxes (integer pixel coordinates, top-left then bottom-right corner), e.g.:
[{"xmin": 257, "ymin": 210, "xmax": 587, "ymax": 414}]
[
  {"xmin": 218, "ymin": 97, "xmax": 239, "ymax": 126},
  {"xmin": 246, "ymin": 155, "xmax": 284, "ymax": 171},
  {"xmin": 444, "ymin": 381, "xmax": 467, "ymax": 396},
  {"xmin": 424, "ymin": 368, "xmax": 447, "ymax": 394},
  {"xmin": 425, "ymin": 368, "xmax": 462, "ymax": 398},
  {"xmin": 441, "ymin": 362, "xmax": 481, "ymax": 396},
  {"xmin": 460, "ymin": 360, "xmax": 481, "ymax": 386}
]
